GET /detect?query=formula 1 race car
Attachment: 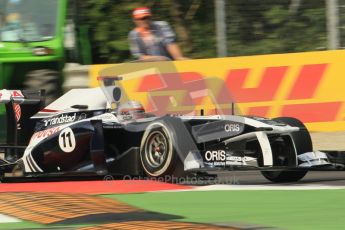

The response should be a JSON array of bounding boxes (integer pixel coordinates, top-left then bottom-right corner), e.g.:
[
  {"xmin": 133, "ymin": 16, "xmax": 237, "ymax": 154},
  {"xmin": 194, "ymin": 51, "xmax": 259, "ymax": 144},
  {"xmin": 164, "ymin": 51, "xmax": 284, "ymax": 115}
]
[{"xmin": 0, "ymin": 76, "xmax": 343, "ymax": 183}]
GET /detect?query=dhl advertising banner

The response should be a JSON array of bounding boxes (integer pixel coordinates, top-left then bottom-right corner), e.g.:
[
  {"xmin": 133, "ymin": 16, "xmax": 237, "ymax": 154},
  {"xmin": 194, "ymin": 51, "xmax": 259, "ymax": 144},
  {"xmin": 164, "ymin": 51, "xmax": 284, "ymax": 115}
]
[{"xmin": 90, "ymin": 50, "xmax": 345, "ymax": 132}]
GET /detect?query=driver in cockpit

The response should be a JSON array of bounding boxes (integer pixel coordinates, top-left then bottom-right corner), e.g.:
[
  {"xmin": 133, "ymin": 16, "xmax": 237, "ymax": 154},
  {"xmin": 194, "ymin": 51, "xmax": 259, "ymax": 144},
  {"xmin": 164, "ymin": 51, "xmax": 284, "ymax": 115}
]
[{"xmin": 117, "ymin": 100, "xmax": 147, "ymax": 122}]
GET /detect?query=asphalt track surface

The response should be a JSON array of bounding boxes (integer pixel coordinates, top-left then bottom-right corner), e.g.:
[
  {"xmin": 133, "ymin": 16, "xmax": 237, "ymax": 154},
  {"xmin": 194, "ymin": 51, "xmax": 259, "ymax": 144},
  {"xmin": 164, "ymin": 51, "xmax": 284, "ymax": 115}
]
[
  {"xmin": 215, "ymin": 171, "xmax": 345, "ymax": 186},
  {"xmin": 212, "ymin": 171, "xmax": 345, "ymax": 186},
  {"xmin": 1, "ymin": 171, "xmax": 345, "ymax": 188}
]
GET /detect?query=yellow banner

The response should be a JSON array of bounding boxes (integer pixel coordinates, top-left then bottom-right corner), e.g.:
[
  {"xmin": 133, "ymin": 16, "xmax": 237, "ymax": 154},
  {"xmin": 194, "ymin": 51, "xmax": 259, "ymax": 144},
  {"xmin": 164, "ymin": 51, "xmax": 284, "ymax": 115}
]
[{"xmin": 90, "ymin": 50, "xmax": 345, "ymax": 132}]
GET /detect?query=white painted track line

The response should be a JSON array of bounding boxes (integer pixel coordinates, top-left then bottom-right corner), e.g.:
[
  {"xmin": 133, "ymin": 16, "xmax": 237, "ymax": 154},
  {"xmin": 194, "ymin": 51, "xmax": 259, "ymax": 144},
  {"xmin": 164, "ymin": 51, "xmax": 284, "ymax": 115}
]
[
  {"xmin": 0, "ymin": 214, "xmax": 21, "ymax": 223},
  {"xmin": 193, "ymin": 184, "xmax": 345, "ymax": 191}
]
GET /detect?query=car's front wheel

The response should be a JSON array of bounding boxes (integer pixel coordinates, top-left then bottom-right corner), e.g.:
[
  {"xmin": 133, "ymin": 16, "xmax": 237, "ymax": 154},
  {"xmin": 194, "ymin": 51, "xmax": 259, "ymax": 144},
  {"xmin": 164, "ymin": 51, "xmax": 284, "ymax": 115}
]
[
  {"xmin": 261, "ymin": 117, "xmax": 312, "ymax": 183},
  {"xmin": 140, "ymin": 123, "xmax": 178, "ymax": 178}
]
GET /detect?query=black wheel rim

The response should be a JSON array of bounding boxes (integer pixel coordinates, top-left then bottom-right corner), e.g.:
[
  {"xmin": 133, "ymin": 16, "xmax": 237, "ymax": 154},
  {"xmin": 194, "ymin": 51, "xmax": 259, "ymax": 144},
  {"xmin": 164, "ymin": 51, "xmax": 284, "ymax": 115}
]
[{"xmin": 144, "ymin": 131, "xmax": 169, "ymax": 169}]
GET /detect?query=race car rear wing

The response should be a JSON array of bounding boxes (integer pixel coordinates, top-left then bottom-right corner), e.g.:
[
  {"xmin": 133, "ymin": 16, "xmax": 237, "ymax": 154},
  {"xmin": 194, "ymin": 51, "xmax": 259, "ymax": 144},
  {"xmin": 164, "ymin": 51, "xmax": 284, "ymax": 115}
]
[{"xmin": 0, "ymin": 90, "xmax": 45, "ymax": 159}]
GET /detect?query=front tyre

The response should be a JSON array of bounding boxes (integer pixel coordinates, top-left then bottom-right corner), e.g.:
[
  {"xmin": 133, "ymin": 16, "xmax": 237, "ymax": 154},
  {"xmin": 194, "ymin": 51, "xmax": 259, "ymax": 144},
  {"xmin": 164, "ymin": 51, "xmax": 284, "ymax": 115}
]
[
  {"xmin": 140, "ymin": 123, "xmax": 177, "ymax": 178},
  {"xmin": 261, "ymin": 117, "xmax": 312, "ymax": 183}
]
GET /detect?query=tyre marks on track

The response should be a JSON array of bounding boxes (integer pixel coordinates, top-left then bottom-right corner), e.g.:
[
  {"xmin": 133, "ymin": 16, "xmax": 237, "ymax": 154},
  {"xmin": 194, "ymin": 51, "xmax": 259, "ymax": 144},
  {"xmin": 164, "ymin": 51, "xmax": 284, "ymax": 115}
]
[
  {"xmin": 0, "ymin": 192, "xmax": 138, "ymax": 224},
  {"xmin": 0, "ymin": 192, "xmax": 240, "ymax": 229},
  {"xmin": 79, "ymin": 220, "xmax": 238, "ymax": 230}
]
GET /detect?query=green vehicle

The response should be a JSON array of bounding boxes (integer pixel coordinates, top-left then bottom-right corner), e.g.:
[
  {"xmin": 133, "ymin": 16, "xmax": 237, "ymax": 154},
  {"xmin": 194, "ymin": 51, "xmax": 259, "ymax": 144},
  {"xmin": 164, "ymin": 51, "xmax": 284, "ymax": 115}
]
[{"xmin": 0, "ymin": 0, "xmax": 91, "ymax": 141}]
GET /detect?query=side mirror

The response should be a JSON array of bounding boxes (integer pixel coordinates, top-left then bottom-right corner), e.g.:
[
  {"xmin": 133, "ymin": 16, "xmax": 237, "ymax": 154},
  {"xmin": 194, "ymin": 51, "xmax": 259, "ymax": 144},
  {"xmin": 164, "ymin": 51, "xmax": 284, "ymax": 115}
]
[{"xmin": 112, "ymin": 87, "xmax": 122, "ymax": 102}]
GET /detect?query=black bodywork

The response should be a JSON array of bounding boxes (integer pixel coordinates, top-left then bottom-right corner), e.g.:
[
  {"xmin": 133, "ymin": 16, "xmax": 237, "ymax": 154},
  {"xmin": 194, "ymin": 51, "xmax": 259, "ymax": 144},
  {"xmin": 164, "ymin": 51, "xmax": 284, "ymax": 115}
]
[{"xmin": 1, "ymin": 87, "xmax": 345, "ymax": 183}]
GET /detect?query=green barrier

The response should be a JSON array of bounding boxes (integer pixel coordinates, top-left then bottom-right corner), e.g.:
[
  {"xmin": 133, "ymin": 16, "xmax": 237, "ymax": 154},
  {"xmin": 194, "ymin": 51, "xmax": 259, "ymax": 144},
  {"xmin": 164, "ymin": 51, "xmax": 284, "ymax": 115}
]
[{"xmin": 0, "ymin": 105, "xmax": 6, "ymax": 143}]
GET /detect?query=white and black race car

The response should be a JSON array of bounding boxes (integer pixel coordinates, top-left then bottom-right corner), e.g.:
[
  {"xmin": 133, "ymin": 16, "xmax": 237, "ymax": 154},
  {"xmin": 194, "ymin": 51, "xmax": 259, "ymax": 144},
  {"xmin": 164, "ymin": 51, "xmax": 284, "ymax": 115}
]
[{"xmin": 0, "ymin": 76, "xmax": 342, "ymax": 183}]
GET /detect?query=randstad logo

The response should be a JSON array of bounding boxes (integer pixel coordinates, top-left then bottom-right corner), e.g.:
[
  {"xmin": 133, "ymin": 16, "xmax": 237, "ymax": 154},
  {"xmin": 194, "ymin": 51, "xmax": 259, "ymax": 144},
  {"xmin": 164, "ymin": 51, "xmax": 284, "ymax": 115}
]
[{"xmin": 44, "ymin": 114, "xmax": 76, "ymax": 126}]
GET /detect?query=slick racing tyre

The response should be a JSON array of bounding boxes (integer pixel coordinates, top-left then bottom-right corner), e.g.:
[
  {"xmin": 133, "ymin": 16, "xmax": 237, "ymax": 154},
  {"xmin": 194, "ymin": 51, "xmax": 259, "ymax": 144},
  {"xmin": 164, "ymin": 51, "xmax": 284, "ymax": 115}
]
[
  {"xmin": 140, "ymin": 122, "xmax": 178, "ymax": 178},
  {"xmin": 261, "ymin": 117, "xmax": 312, "ymax": 183},
  {"xmin": 24, "ymin": 69, "xmax": 61, "ymax": 105}
]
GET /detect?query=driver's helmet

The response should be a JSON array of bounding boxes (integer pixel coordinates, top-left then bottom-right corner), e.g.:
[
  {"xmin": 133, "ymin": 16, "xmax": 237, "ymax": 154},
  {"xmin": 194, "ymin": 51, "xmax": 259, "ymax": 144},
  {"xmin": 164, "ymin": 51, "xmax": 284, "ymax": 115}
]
[{"xmin": 118, "ymin": 100, "xmax": 145, "ymax": 120}]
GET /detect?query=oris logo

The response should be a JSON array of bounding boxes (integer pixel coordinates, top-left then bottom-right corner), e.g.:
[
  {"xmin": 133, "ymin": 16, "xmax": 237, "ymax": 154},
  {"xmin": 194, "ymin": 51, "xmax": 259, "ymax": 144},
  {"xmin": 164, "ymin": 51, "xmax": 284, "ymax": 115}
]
[
  {"xmin": 224, "ymin": 123, "xmax": 240, "ymax": 132},
  {"xmin": 205, "ymin": 150, "xmax": 226, "ymax": 161}
]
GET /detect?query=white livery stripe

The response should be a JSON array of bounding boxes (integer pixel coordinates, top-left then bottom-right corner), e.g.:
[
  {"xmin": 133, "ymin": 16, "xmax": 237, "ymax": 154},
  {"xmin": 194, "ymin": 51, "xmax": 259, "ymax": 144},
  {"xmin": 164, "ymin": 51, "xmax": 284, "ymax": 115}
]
[
  {"xmin": 224, "ymin": 131, "xmax": 273, "ymax": 166},
  {"xmin": 29, "ymin": 154, "xmax": 43, "ymax": 172},
  {"xmin": 255, "ymin": 132, "xmax": 273, "ymax": 166},
  {"xmin": 25, "ymin": 155, "xmax": 35, "ymax": 172}
]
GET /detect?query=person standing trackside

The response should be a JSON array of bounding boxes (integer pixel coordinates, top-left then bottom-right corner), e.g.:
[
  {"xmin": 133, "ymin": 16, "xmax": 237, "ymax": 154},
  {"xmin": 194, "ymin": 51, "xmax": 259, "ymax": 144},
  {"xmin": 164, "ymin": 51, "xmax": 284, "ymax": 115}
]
[{"xmin": 128, "ymin": 7, "xmax": 188, "ymax": 61}]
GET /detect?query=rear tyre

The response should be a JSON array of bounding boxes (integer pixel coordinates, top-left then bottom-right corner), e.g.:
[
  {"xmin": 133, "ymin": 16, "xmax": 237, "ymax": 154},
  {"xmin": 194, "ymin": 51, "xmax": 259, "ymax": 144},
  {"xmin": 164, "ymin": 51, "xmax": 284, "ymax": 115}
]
[
  {"xmin": 24, "ymin": 69, "xmax": 61, "ymax": 105},
  {"xmin": 261, "ymin": 117, "xmax": 312, "ymax": 183},
  {"xmin": 140, "ymin": 123, "xmax": 178, "ymax": 179}
]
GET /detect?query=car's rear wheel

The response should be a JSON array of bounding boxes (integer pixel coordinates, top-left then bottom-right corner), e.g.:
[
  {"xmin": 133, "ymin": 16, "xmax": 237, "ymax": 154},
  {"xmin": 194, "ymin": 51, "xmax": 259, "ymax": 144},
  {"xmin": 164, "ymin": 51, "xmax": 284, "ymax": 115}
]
[
  {"xmin": 24, "ymin": 69, "xmax": 61, "ymax": 105},
  {"xmin": 261, "ymin": 117, "xmax": 312, "ymax": 183},
  {"xmin": 140, "ymin": 123, "xmax": 178, "ymax": 178}
]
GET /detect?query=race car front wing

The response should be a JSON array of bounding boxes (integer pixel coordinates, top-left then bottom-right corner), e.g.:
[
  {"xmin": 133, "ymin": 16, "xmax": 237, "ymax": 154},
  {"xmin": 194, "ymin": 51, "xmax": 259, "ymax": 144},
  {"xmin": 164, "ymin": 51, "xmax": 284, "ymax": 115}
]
[{"xmin": 184, "ymin": 149, "xmax": 345, "ymax": 172}]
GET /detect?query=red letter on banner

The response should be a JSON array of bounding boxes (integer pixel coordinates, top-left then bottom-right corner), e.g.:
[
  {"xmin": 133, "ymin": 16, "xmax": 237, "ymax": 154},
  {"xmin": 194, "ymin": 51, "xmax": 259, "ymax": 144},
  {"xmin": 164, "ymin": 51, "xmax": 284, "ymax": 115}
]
[
  {"xmin": 288, "ymin": 64, "xmax": 328, "ymax": 100},
  {"xmin": 225, "ymin": 66, "xmax": 288, "ymax": 103}
]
